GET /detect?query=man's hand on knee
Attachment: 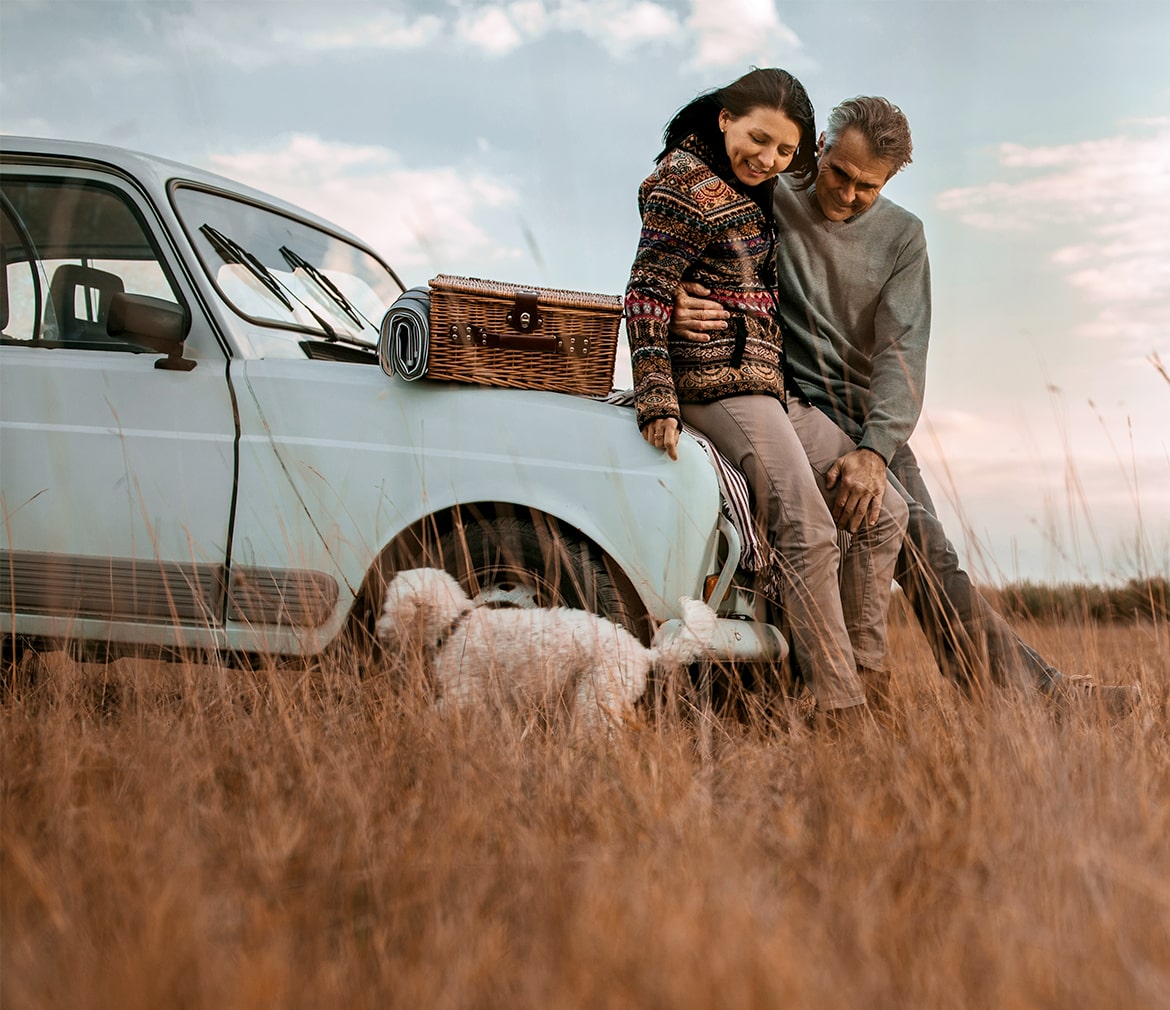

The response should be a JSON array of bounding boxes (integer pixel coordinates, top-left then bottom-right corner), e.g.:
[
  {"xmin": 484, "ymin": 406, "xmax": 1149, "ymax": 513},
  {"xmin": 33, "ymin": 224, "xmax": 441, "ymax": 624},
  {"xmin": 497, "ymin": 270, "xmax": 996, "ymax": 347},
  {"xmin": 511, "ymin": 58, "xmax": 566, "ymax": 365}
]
[
  {"xmin": 826, "ymin": 448, "xmax": 888, "ymax": 533},
  {"xmin": 670, "ymin": 282, "xmax": 726, "ymax": 342}
]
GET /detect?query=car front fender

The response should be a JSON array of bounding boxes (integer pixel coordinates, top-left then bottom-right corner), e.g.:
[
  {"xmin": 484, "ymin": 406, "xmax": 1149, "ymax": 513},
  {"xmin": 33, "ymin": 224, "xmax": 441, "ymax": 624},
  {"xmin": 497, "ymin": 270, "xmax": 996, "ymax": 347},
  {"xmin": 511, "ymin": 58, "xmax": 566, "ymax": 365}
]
[{"xmin": 230, "ymin": 361, "xmax": 727, "ymax": 648}]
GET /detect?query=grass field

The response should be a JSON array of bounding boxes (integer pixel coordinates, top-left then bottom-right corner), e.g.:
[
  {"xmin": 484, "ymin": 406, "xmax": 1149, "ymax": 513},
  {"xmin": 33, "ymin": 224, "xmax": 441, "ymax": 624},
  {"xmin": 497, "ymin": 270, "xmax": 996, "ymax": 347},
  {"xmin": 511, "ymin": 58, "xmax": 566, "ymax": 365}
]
[{"xmin": 3, "ymin": 604, "xmax": 1168, "ymax": 1009}]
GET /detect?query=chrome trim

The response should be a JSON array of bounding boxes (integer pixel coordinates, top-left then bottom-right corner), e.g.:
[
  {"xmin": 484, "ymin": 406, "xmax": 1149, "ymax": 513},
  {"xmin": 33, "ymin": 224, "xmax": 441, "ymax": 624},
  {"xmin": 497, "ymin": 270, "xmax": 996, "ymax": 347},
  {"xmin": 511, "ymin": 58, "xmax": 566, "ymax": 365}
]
[
  {"xmin": 652, "ymin": 615, "xmax": 789, "ymax": 664},
  {"xmin": 0, "ymin": 550, "xmax": 220, "ymax": 624},
  {"xmin": 1, "ymin": 551, "xmax": 339, "ymax": 629},
  {"xmin": 707, "ymin": 511, "xmax": 742, "ymax": 609},
  {"xmin": 227, "ymin": 566, "xmax": 338, "ymax": 628}
]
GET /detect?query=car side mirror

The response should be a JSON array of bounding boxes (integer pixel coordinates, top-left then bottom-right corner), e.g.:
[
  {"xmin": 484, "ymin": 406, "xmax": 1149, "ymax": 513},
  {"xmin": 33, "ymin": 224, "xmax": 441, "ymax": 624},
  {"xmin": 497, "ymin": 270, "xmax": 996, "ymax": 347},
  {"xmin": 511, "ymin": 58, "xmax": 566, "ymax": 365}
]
[{"xmin": 106, "ymin": 292, "xmax": 196, "ymax": 371}]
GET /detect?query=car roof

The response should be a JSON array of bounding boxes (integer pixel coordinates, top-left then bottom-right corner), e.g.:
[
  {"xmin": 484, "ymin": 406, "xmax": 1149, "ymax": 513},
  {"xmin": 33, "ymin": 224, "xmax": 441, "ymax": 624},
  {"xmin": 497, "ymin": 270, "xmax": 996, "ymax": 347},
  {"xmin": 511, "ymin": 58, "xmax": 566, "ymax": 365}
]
[{"xmin": 0, "ymin": 134, "xmax": 374, "ymax": 250}]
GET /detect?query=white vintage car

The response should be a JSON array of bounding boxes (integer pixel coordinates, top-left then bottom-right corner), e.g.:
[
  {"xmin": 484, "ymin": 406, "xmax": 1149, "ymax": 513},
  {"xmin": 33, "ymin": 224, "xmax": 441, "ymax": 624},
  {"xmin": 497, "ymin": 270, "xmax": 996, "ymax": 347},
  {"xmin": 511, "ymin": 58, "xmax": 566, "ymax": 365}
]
[{"xmin": 0, "ymin": 136, "xmax": 786, "ymax": 667}]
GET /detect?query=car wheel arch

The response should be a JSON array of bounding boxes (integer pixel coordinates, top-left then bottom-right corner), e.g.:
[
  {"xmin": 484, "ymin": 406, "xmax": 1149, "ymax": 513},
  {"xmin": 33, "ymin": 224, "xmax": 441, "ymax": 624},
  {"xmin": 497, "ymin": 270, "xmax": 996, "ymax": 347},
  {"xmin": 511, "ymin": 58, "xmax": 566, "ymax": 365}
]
[{"xmin": 346, "ymin": 503, "xmax": 652, "ymax": 650}]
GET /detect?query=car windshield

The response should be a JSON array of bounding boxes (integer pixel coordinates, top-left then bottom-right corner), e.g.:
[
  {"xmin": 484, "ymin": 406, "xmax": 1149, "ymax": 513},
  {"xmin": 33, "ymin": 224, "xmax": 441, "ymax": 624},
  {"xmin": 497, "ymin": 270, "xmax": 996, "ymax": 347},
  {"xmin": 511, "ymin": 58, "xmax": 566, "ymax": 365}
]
[{"xmin": 172, "ymin": 184, "xmax": 403, "ymax": 346}]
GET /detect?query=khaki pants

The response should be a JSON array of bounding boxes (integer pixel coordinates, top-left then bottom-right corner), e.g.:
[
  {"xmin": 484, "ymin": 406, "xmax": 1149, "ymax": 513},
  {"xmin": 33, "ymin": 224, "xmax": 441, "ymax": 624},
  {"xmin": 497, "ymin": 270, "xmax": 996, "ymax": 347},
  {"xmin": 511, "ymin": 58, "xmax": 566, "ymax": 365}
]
[{"xmin": 681, "ymin": 396, "xmax": 908, "ymax": 710}]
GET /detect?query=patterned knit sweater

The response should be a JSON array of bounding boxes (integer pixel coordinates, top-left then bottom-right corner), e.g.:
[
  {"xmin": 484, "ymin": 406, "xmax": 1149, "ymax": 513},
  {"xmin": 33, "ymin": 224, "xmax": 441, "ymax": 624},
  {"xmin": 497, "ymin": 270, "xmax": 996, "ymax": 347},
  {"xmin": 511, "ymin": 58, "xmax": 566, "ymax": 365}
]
[{"xmin": 625, "ymin": 133, "xmax": 787, "ymax": 431}]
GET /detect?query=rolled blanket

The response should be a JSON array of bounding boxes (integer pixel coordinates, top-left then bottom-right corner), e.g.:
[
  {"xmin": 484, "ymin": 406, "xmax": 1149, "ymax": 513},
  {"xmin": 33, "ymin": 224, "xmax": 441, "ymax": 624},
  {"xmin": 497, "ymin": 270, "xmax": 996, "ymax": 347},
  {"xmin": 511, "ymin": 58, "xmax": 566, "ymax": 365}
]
[{"xmin": 379, "ymin": 286, "xmax": 431, "ymax": 380}]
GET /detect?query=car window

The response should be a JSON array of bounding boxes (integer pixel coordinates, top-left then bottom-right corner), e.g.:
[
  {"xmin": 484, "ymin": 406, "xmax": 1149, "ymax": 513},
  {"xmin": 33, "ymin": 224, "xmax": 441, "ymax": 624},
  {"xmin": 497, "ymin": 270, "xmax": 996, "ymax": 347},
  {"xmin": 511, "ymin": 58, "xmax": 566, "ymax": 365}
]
[
  {"xmin": 171, "ymin": 184, "xmax": 403, "ymax": 346},
  {"xmin": 1, "ymin": 194, "xmax": 32, "ymax": 337},
  {"xmin": 1, "ymin": 176, "xmax": 183, "ymax": 350}
]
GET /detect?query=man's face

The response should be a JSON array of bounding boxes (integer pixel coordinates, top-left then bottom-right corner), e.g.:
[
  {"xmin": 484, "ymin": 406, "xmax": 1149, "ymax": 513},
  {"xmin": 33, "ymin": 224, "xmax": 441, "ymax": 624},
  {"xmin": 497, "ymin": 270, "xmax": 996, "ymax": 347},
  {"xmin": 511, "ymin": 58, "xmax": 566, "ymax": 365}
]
[{"xmin": 814, "ymin": 128, "xmax": 894, "ymax": 221}]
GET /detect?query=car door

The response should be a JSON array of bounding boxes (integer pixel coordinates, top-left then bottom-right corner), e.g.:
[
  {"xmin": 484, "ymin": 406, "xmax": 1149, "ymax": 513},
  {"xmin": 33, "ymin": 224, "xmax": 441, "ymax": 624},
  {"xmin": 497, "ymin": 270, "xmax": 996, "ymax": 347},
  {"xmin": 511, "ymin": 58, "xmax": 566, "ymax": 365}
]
[{"xmin": 0, "ymin": 166, "xmax": 238, "ymax": 648}]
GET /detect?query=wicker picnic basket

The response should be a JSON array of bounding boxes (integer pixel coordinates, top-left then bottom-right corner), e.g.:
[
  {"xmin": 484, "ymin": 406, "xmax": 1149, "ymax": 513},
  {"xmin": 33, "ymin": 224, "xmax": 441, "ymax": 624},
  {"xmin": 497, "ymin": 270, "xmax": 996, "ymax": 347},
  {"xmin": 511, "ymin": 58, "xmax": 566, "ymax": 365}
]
[{"xmin": 426, "ymin": 274, "xmax": 622, "ymax": 396}]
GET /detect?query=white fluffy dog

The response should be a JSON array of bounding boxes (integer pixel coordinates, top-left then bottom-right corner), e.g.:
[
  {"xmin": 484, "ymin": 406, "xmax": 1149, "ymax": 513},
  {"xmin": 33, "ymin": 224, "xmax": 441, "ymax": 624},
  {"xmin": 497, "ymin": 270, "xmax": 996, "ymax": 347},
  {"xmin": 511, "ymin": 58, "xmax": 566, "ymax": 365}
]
[{"xmin": 376, "ymin": 567, "xmax": 719, "ymax": 732}]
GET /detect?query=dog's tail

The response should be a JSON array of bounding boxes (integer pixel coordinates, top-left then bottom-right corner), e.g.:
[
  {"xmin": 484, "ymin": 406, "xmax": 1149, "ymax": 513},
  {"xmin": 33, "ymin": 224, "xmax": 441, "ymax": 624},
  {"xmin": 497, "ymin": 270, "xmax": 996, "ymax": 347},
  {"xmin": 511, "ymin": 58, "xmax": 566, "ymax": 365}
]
[{"xmin": 651, "ymin": 596, "xmax": 719, "ymax": 668}]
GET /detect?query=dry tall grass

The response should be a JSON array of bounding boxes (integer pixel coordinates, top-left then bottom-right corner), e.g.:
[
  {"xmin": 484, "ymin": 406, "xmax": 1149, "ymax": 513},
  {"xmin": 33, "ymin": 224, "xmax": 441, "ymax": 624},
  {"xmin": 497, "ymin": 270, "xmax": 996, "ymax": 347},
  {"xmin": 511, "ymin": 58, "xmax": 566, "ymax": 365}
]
[{"xmin": 3, "ymin": 605, "xmax": 1169, "ymax": 1010}]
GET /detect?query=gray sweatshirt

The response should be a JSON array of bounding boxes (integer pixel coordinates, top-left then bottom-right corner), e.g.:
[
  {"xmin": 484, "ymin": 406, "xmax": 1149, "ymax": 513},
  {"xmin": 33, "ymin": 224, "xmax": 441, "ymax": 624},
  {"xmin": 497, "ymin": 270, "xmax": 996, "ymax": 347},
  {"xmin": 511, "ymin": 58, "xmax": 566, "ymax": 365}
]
[{"xmin": 772, "ymin": 177, "xmax": 931, "ymax": 464}]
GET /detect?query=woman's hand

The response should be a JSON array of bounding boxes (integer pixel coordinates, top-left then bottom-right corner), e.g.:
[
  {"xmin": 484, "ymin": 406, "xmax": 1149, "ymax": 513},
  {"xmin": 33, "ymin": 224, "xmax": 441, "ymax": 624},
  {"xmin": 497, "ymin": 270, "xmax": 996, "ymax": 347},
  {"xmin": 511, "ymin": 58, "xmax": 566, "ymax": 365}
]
[
  {"xmin": 670, "ymin": 281, "xmax": 728, "ymax": 342},
  {"xmin": 643, "ymin": 417, "xmax": 681, "ymax": 461}
]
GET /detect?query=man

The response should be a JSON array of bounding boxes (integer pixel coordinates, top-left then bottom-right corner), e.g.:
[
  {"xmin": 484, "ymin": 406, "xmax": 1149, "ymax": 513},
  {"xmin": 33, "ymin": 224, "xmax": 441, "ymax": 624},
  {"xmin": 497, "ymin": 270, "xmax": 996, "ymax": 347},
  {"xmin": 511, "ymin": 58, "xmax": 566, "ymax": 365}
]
[{"xmin": 674, "ymin": 96, "xmax": 1138, "ymax": 710}]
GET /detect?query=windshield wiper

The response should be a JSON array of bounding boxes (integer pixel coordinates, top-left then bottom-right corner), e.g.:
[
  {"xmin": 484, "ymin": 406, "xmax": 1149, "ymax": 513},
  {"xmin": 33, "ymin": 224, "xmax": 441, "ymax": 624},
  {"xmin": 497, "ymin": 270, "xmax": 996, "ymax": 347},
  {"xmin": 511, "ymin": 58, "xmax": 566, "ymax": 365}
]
[
  {"xmin": 200, "ymin": 224, "xmax": 293, "ymax": 311},
  {"xmin": 279, "ymin": 245, "xmax": 372, "ymax": 331},
  {"xmin": 200, "ymin": 225, "xmax": 379, "ymax": 350}
]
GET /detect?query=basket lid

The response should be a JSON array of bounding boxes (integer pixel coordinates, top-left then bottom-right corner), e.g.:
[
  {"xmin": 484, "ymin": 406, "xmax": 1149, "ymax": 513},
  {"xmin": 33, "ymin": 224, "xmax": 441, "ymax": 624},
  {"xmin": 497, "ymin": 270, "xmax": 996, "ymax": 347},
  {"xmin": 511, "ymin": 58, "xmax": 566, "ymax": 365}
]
[{"xmin": 429, "ymin": 274, "xmax": 622, "ymax": 312}]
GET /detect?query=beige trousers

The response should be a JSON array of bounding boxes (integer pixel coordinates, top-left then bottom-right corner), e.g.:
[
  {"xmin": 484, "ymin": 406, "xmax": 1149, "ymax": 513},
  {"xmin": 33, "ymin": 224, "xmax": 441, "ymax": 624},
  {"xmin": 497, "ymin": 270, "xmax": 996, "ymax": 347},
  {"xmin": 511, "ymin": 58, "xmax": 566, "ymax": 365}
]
[{"xmin": 681, "ymin": 395, "xmax": 908, "ymax": 709}]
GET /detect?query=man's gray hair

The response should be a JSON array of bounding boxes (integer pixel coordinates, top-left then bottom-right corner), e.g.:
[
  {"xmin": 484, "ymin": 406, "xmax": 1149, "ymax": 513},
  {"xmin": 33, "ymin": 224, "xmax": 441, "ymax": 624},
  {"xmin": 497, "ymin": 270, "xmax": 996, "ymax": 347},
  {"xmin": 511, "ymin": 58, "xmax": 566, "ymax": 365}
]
[{"xmin": 825, "ymin": 96, "xmax": 913, "ymax": 177}]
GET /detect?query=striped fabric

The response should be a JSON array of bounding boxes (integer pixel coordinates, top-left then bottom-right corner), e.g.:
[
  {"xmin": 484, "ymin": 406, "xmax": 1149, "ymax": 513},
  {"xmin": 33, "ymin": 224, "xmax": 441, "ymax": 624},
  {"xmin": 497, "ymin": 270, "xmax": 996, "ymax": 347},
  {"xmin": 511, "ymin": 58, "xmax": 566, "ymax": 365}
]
[{"xmin": 681, "ymin": 422, "xmax": 769, "ymax": 574}]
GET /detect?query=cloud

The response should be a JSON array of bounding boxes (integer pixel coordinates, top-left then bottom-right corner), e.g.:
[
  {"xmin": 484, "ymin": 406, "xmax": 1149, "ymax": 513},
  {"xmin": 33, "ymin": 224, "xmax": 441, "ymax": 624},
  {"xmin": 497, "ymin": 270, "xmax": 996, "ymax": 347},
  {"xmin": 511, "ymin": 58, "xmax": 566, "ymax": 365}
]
[
  {"xmin": 686, "ymin": 0, "xmax": 802, "ymax": 69},
  {"xmin": 935, "ymin": 118, "xmax": 1170, "ymax": 348},
  {"xmin": 555, "ymin": 0, "xmax": 681, "ymax": 54},
  {"xmin": 163, "ymin": 0, "xmax": 682, "ymax": 65},
  {"xmin": 305, "ymin": 13, "xmax": 443, "ymax": 51},
  {"xmin": 935, "ymin": 119, "xmax": 1170, "ymax": 235},
  {"xmin": 912, "ymin": 405, "xmax": 1170, "ymax": 583},
  {"xmin": 454, "ymin": 1, "xmax": 681, "ymax": 59},
  {"xmin": 150, "ymin": 6, "xmax": 444, "ymax": 69},
  {"xmin": 204, "ymin": 134, "xmax": 522, "ymax": 272},
  {"xmin": 34, "ymin": 1, "xmax": 736, "ymax": 75},
  {"xmin": 0, "ymin": 115, "xmax": 55, "ymax": 139},
  {"xmin": 456, "ymin": 6, "xmax": 527, "ymax": 56}
]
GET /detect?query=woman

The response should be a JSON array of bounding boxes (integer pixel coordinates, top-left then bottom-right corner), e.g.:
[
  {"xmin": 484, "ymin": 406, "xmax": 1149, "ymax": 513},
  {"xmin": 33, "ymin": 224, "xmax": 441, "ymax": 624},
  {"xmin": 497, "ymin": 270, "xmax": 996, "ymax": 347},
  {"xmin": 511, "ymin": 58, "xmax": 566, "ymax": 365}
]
[{"xmin": 625, "ymin": 68, "xmax": 908, "ymax": 720}]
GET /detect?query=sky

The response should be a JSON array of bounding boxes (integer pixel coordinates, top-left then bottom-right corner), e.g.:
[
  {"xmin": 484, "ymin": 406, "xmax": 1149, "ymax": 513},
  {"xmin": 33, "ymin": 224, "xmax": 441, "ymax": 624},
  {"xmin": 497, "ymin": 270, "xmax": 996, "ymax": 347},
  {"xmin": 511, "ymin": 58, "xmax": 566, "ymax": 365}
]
[{"xmin": 2, "ymin": 0, "xmax": 1168, "ymax": 585}]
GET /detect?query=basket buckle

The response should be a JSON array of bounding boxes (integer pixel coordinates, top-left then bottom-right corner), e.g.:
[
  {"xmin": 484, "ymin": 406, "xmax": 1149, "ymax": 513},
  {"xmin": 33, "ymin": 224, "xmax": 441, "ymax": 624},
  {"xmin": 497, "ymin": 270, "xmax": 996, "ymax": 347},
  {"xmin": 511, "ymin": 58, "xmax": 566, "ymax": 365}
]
[{"xmin": 505, "ymin": 290, "xmax": 543, "ymax": 334}]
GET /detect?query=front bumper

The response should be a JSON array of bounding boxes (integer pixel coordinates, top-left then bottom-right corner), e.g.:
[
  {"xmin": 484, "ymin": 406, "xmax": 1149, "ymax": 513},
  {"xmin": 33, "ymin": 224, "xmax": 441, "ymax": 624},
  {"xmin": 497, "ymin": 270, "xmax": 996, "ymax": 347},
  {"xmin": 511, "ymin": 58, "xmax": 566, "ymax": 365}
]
[{"xmin": 652, "ymin": 616, "xmax": 789, "ymax": 665}]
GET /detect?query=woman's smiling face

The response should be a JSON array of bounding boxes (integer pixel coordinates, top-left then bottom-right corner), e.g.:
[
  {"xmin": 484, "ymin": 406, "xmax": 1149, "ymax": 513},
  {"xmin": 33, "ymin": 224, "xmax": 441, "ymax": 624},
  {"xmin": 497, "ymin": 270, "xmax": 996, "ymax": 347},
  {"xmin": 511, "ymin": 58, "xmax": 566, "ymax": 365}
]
[{"xmin": 719, "ymin": 106, "xmax": 802, "ymax": 187}]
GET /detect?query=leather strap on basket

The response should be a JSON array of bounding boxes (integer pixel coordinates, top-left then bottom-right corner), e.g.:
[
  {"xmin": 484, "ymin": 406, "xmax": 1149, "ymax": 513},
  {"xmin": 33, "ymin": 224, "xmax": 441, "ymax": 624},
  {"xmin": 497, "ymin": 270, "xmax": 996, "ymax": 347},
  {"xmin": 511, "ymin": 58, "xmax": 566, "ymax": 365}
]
[
  {"xmin": 506, "ymin": 290, "xmax": 542, "ymax": 333},
  {"xmin": 447, "ymin": 322, "xmax": 593, "ymax": 358}
]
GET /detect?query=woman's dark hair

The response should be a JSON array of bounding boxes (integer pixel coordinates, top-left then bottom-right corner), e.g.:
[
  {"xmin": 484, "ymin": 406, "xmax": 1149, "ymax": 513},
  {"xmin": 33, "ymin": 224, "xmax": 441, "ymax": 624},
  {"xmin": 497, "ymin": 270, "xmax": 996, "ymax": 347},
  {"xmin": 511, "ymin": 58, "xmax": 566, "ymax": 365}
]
[{"xmin": 656, "ymin": 67, "xmax": 817, "ymax": 186}]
